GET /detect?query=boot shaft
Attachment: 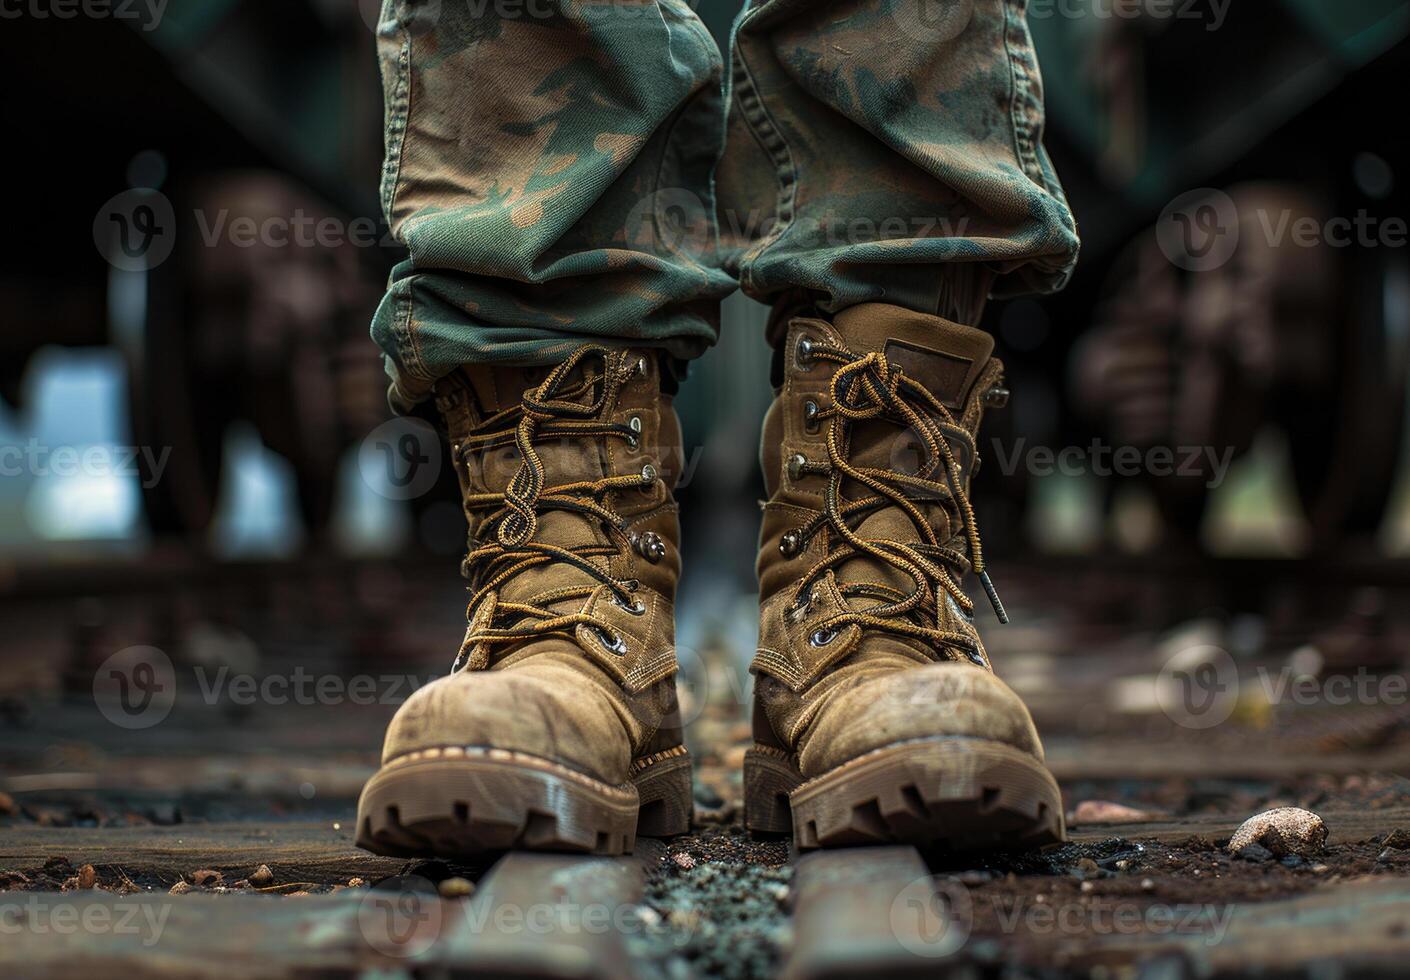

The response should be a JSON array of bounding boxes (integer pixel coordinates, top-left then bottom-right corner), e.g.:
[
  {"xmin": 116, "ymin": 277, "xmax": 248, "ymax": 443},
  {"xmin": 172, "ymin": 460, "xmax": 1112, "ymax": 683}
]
[{"xmin": 757, "ymin": 303, "xmax": 1008, "ymax": 609}]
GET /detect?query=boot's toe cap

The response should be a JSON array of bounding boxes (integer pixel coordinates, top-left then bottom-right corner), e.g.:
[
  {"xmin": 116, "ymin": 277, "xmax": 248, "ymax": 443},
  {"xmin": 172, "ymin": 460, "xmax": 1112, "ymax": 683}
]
[
  {"xmin": 797, "ymin": 662, "xmax": 1043, "ymax": 778},
  {"xmin": 381, "ymin": 661, "xmax": 633, "ymax": 785}
]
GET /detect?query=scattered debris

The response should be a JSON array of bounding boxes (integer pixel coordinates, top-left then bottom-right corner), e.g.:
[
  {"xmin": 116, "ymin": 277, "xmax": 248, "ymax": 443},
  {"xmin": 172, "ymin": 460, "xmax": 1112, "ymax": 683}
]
[
  {"xmin": 671, "ymin": 852, "xmax": 697, "ymax": 871},
  {"xmin": 249, "ymin": 864, "xmax": 274, "ymax": 886},
  {"xmin": 1380, "ymin": 829, "xmax": 1410, "ymax": 850},
  {"xmin": 190, "ymin": 869, "xmax": 224, "ymax": 887},
  {"xmin": 253, "ymin": 882, "xmax": 318, "ymax": 895},
  {"xmin": 169, "ymin": 881, "xmax": 192, "ymax": 896},
  {"xmin": 1228, "ymin": 807, "xmax": 1328, "ymax": 858},
  {"xmin": 76, "ymin": 864, "xmax": 97, "ymax": 889}
]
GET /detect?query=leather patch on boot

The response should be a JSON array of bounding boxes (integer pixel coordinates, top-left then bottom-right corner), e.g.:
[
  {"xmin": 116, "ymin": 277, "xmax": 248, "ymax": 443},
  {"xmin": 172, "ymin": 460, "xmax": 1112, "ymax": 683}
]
[{"xmin": 883, "ymin": 340, "xmax": 978, "ymax": 410}]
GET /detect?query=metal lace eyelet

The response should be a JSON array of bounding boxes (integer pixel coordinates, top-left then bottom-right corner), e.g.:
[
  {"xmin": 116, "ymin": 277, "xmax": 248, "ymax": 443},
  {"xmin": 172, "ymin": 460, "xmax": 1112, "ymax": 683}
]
[
  {"xmin": 626, "ymin": 416, "xmax": 642, "ymax": 449},
  {"xmin": 787, "ymin": 454, "xmax": 808, "ymax": 481},
  {"xmin": 802, "ymin": 400, "xmax": 820, "ymax": 433},
  {"xmin": 634, "ymin": 356, "xmax": 649, "ymax": 378},
  {"xmin": 809, "ymin": 627, "xmax": 839, "ymax": 647},
  {"xmin": 779, "ymin": 529, "xmax": 804, "ymax": 558},
  {"xmin": 984, "ymin": 386, "xmax": 1010, "ymax": 408},
  {"xmin": 633, "ymin": 531, "xmax": 666, "ymax": 563},
  {"xmin": 795, "ymin": 335, "xmax": 815, "ymax": 368},
  {"xmin": 787, "ymin": 589, "xmax": 815, "ymax": 624},
  {"xmin": 590, "ymin": 626, "xmax": 628, "ymax": 656},
  {"xmin": 612, "ymin": 593, "xmax": 647, "ymax": 616},
  {"xmin": 640, "ymin": 462, "xmax": 658, "ymax": 484}
]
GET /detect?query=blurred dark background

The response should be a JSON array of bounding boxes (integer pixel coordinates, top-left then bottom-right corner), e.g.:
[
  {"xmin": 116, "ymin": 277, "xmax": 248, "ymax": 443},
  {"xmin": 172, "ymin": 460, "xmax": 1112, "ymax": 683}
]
[{"xmin": 2, "ymin": 0, "xmax": 1410, "ymax": 813}]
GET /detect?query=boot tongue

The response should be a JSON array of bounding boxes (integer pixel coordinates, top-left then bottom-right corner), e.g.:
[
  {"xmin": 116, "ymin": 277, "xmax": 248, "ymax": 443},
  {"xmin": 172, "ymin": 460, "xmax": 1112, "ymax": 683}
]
[
  {"xmin": 823, "ymin": 305, "xmax": 994, "ymax": 622},
  {"xmin": 830, "ymin": 303, "xmax": 994, "ymax": 412}
]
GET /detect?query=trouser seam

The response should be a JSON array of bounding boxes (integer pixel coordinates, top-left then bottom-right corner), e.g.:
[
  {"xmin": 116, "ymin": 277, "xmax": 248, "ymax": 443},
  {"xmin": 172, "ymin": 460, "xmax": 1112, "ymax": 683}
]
[
  {"xmin": 379, "ymin": 2, "xmax": 413, "ymax": 234},
  {"xmin": 392, "ymin": 278, "xmax": 433, "ymax": 384},
  {"xmin": 1002, "ymin": 0, "xmax": 1047, "ymax": 190},
  {"xmin": 729, "ymin": 25, "xmax": 797, "ymax": 296}
]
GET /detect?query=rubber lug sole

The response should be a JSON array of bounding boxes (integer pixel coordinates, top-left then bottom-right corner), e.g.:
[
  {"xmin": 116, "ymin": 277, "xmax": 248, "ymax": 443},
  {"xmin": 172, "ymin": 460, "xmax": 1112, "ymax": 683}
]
[
  {"xmin": 745, "ymin": 737, "xmax": 1065, "ymax": 852},
  {"xmin": 356, "ymin": 746, "xmax": 691, "ymax": 858}
]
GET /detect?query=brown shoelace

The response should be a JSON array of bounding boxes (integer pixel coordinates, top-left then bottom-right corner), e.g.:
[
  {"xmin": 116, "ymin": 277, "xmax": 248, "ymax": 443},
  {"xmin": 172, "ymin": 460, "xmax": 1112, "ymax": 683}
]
[
  {"xmin": 450, "ymin": 345, "xmax": 654, "ymax": 670},
  {"xmin": 785, "ymin": 342, "xmax": 1006, "ymax": 658}
]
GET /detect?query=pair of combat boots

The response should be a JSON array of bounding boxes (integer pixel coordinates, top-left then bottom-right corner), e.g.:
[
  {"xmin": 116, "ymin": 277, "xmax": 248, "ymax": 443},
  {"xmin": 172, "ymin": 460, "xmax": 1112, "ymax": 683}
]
[{"xmin": 355, "ymin": 303, "xmax": 1064, "ymax": 856}]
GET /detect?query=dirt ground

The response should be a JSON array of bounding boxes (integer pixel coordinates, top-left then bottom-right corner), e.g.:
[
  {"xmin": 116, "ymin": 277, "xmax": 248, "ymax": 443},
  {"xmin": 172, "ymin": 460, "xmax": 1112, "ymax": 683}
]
[{"xmin": 3, "ymin": 555, "xmax": 1410, "ymax": 977}]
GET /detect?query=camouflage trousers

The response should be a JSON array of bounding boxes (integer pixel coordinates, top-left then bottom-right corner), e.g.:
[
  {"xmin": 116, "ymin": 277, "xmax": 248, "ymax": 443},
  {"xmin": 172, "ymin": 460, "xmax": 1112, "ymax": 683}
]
[{"xmin": 373, "ymin": 0, "xmax": 1079, "ymax": 410}]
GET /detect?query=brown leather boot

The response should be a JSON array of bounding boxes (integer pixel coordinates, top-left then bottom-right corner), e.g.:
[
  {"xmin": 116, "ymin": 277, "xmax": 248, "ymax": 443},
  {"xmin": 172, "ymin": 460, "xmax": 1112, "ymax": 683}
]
[
  {"xmin": 357, "ymin": 346, "xmax": 692, "ymax": 857},
  {"xmin": 744, "ymin": 304, "xmax": 1065, "ymax": 851}
]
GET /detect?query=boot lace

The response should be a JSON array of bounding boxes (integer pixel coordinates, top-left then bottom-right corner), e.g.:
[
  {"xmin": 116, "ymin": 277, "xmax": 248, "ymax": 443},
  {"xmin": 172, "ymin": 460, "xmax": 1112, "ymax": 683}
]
[
  {"xmin": 450, "ymin": 345, "xmax": 654, "ymax": 670},
  {"xmin": 785, "ymin": 342, "xmax": 1007, "ymax": 658}
]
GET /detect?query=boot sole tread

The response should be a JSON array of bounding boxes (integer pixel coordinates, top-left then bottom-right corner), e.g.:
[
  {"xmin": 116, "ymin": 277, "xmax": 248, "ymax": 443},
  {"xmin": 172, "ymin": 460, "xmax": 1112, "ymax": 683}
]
[
  {"xmin": 745, "ymin": 737, "xmax": 1066, "ymax": 852},
  {"xmin": 356, "ymin": 746, "xmax": 691, "ymax": 858}
]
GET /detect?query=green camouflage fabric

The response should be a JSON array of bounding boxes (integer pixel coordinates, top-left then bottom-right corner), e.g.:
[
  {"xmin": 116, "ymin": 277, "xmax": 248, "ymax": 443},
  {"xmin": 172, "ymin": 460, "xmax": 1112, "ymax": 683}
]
[{"xmin": 372, "ymin": 0, "xmax": 1078, "ymax": 409}]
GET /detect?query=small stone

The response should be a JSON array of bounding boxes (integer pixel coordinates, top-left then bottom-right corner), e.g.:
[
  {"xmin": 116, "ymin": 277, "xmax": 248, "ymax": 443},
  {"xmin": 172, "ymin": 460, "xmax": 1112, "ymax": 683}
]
[
  {"xmin": 1234, "ymin": 843, "xmax": 1273, "ymax": 863},
  {"xmin": 1140, "ymin": 878, "xmax": 1155, "ymax": 891},
  {"xmin": 168, "ymin": 881, "xmax": 192, "ymax": 895},
  {"xmin": 1310, "ymin": 863, "xmax": 1330, "ymax": 873},
  {"xmin": 1072, "ymin": 858, "xmax": 1101, "ymax": 879},
  {"xmin": 767, "ymin": 883, "xmax": 789, "ymax": 905},
  {"xmin": 1227, "ymin": 807, "xmax": 1327, "ymax": 858},
  {"xmin": 347, "ymin": 877, "xmax": 366, "ymax": 888},
  {"xmin": 671, "ymin": 852, "xmax": 696, "ymax": 871},
  {"xmin": 76, "ymin": 864, "xmax": 97, "ymax": 889},
  {"xmin": 249, "ymin": 864, "xmax": 274, "ymax": 886},
  {"xmin": 0, "ymin": 791, "xmax": 15, "ymax": 815},
  {"xmin": 1079, "ymin": 881, "xmax": 1095, "ymax": 893},
  {"xmin": 636, "ymin": 905, "xmax": 662, "ymax": 927},
  {"xmin": 437, "ymin": 877, "xmax": 475, "ymax": 899},
  {"xmin": 1114, "ymin": 860, "xmax": 1130, "ymax": 872},
  {"xmin": 190, "ymin": 869, "xmax": 223, "ymax": 887},
  {"xmin": 1071, "ymin": 801, "xmax": 1154, "ymax": 825}
]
